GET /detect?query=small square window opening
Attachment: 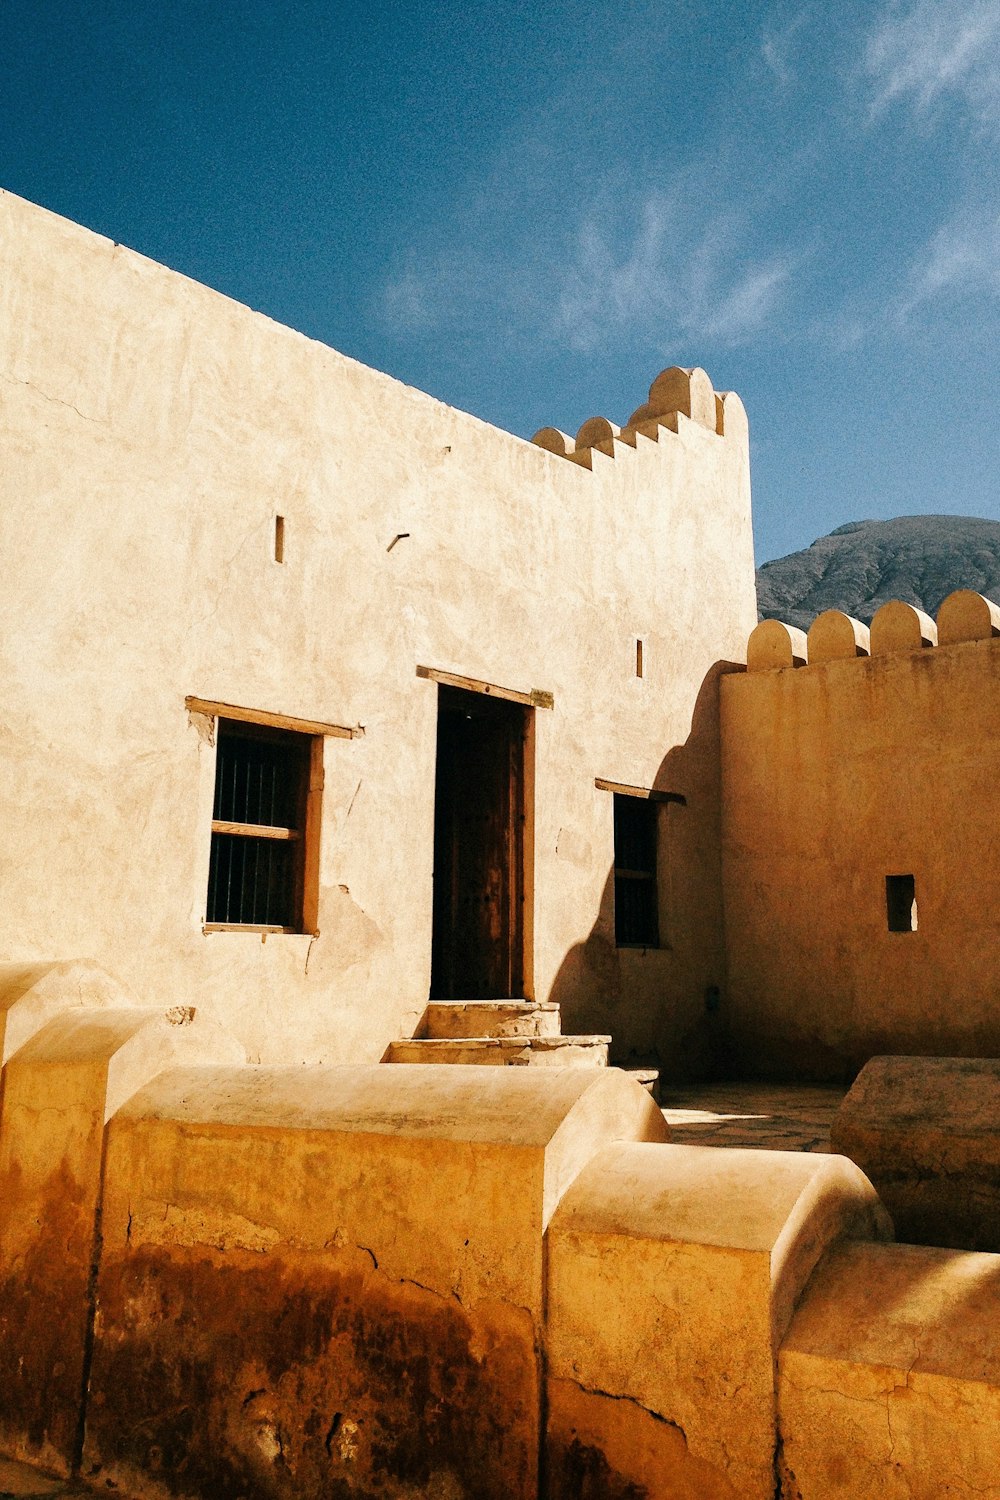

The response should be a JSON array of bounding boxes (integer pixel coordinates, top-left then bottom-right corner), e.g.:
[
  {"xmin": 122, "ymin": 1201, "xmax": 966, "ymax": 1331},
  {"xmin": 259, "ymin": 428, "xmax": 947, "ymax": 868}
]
[
  {"xmin": 613, "ymin": 793, "xmax": 659, "ymax": 947},
  {"xmin": 886, "ymin": 874, "xmax": 917, "ymax": 933}
]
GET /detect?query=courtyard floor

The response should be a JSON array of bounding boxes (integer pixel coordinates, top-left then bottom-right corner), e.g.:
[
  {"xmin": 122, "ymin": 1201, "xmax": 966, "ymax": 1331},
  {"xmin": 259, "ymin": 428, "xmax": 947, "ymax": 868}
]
[{"xmin": 659, "ymin": 1080, "xmax": 846, "ymax": 1153}]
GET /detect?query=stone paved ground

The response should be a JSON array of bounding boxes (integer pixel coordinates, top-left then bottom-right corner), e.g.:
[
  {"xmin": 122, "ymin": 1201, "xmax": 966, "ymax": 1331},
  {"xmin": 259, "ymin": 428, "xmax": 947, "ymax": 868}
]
[
  {"xmin": 660, "ymin": 1082, "xmax": 846, "ymax": 1153},
  {"xmin": 0, "ymin": 1083, "xmax": 846, "ymax": 1498}
]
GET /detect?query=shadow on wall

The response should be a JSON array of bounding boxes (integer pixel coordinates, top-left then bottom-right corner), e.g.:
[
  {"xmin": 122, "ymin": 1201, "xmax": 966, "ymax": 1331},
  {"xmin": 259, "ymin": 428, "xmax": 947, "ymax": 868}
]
[{"xmin": 548, "ymin": 661, "xmax": 743, "ymax": 1085}]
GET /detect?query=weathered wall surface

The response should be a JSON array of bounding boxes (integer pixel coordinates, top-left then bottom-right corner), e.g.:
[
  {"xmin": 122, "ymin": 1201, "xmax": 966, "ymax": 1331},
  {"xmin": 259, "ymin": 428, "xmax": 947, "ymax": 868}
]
[
  {"xmin": 721, "ymin": 629, "xmax": 1000, "ymax": 1080},
  {"xmin": 0, "ymin": 189, "xmax": 757, "ymax": 1071},
  {"xmin": 0, "ymin": 1004, "xmax": 242, "ymax": 1474},
  {"xmin": 1, "ymin": 995, "xmax": 995, "ymax": 1500},
  {"xmin": 83, "ymin": 1065, "xmax": 666, "ymax": 1500},
  {"xmin": 545, "ymin": 1142, "xmax": 890, "ymax": 1500},
  {"xmin": 830, "ymin": 1055, "xmax": 1000, "ymax": 1251},
  {"xmin": 778, "ymin": 1240, "xmax": 1000, "ymax": 1498}
]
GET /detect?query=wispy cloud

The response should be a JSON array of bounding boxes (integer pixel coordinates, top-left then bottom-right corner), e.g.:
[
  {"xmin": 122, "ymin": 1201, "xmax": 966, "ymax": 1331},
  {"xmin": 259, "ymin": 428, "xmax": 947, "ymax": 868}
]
[
  {"xmin": 862, "ymin": 0, "xmax": 1000, "ymax": 132},
  {"xmin": 807, "ymin": 204, "xmax": 1000, "ymax": 348},
  {"xmin": 378, "ymin": 243, "xmax": 520, "ymax": 339},
  {"xmin": 552, "ymin": 193, "xmax": 799, "ymax": 352},
  {"xmin": 761, "ymin": 7, "xmax": 812, "ymax": 88},
  {"xmin": 899, "ymin": 205, "xmax": 1000, "ymax": 313},
  {"xmin": 381, "ymin": 267, "xmax": 436, "ymax": 330},
  {"xmin": 702, "ymin": 261, "xmax": 797, "ymax": 342},
  {"xmin": 376, "ymin": 184, "xmax": 803, "ymax": 359}
]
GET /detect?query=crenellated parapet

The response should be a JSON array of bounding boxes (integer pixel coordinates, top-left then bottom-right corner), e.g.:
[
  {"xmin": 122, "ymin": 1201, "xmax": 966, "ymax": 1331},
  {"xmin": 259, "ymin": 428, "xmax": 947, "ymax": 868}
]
[
  {"xmin": 531, "ymin": 365, "xmax": 748, "ymax": 469},
  {"xmin": 808, "ymin": 609, "xmax": 871, "ymax": 663},
  {"xmin": 937, "ymin": 588, "xmax": 1000, "ymax": 644},
  {"xmin": 723, "ymin": 582, "xmax": 1000, "ymax": 1085},
  {"xmin": 746, "ymin": 619, "xmax": 808, "ymax": 672},
  {"xmin": 746, "ymin": 589, "xmax": 1000, "ymax": 671}
]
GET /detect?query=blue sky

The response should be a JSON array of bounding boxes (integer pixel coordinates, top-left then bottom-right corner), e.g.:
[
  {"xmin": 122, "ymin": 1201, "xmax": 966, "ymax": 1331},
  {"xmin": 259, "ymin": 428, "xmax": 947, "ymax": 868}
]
[{"xmin": 1, "ymin": 0, "xmax": 998, "ymax": 561}]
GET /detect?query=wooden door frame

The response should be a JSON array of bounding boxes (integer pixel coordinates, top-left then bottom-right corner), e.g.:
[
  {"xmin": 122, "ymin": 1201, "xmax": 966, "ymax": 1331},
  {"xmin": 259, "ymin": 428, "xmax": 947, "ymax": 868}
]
[{"xmin": 428, "ymin": 681, "xmax": 535, "ymax": 1001}]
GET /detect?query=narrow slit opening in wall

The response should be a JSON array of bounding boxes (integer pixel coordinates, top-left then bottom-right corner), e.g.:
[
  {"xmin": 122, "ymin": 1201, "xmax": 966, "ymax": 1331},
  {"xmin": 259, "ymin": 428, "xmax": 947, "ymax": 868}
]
[
  {"xmin": 886, "ymin": 874, "xmax": 917, "ymax": 933},
  {"xmin": 274, "ymin": 515, "xmax": 285, "ymax": 564},
  {"xmin": 636, "ymin": 639, "xmax": 644, "ymax": 678}
]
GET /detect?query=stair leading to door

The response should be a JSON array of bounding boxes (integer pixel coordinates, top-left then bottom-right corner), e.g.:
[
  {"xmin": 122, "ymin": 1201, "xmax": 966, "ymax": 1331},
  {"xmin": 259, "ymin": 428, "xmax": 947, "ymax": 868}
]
[
  {"xmin": 383, "ymin": 998, "xmax": 611, "ymax": 1068},
  {"xmin": 385, "ymin": 1035, "xmax": 612, "ymax": 1067},
  {"xmin": 420, "ymin": 999, "xmax": 561, "ymax": 1039}
]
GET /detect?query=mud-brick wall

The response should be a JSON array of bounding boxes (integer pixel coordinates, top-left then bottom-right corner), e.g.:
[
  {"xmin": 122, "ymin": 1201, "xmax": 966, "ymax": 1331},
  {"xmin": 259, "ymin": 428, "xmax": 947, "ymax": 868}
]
[
  {"xmin": 720, "ymin": 633, "xmax": 1000, "ymax": 1080},
  {"xmin": 82, "ymin": 1066, "xmax": 667, "ymax": 1500},
  {"xmin": 0, "ymin": 188, "xmax": 757, "ymax": 1073}
]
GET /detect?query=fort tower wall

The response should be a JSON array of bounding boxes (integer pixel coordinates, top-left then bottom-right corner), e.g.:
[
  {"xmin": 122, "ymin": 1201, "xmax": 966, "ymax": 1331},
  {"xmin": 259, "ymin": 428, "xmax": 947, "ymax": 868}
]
[{"xmin": 722, "ymin": 594, "xmax": 1000, "ymax": 1079}]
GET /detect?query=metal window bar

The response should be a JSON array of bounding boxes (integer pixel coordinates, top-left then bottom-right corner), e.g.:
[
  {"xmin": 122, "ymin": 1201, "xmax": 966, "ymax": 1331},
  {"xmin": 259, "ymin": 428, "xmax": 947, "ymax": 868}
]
[{"xmin": 207, "ymin": 724, "xmax": 305, "ymax": 927}]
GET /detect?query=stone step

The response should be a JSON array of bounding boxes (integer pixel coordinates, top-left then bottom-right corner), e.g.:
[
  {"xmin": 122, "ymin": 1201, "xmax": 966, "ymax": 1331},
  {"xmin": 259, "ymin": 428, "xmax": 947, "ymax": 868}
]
[
  {"xmin": 420, "ymin": 999, "xmax": 561, "ymax": 1040},
  {"xmin": 384, "ymin": 1035, "xmax": 611, "ymax": 1067}
]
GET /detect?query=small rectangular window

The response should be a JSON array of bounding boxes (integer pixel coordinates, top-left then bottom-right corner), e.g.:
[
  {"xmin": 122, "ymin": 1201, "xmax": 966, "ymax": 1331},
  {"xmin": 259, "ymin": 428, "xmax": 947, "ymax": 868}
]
[
  {"xmin": 886, "ymin": 874, "xmax": 917, "ymax": 933},
  {"xmin": 613, "ymin": 793, "xmax": 659, "ymax": 947},
  {"xmin": 206, "ymin": 720, "xmax": 318, "ymax": 931}
]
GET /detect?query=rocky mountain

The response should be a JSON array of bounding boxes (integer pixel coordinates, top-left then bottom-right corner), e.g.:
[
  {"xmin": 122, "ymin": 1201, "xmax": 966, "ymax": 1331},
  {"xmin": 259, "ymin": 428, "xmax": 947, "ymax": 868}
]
[{"xmin": 756, "ymin": 515, "xmax": 1000, "ymax": 633}]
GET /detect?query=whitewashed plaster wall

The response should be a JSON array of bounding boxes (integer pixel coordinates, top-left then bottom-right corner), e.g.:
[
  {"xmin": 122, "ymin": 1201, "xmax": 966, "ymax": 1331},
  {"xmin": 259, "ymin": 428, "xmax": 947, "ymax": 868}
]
[{"xmin": 0, "ymin": 189, "xmax": 757, "ymax": 1068}]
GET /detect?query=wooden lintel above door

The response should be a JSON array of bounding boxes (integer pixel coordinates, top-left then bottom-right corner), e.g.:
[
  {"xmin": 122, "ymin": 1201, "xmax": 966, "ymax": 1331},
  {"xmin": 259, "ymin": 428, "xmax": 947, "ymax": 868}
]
[{"xmin": 417, "ymin": 665, "xmax": 553, "ymax": 711}]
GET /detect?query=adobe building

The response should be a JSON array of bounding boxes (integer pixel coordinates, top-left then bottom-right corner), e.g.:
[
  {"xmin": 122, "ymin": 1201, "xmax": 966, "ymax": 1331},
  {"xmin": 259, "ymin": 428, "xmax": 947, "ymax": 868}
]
[
  {"xmin": 3, "ymin": 187, "xmax": 1000, "ymax": 1499},
  {"xmin": 0, "ymin": 187, "xmax": 756, "ymax": 1077}
]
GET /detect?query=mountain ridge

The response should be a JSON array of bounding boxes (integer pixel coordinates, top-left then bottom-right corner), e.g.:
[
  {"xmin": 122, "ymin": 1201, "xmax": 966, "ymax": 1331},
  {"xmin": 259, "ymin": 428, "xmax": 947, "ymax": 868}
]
[{"xmin": 756, "ymin": 515, "xmax": 1000, "ymax": 633}]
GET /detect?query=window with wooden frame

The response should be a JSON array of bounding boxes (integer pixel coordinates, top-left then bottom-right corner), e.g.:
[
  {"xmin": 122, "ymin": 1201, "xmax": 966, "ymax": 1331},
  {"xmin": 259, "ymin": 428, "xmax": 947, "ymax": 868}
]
[
  {"xmin": 613, "ymin": 792, "xmax": 660, "ymax": 948},
  {"xmin": 205, "ymin": 719, "xmax": 322, "ymax": 932}
]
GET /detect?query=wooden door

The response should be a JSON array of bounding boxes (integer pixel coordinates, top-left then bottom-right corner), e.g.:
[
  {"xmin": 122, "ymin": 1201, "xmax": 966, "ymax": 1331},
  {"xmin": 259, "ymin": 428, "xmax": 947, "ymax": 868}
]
[{"xmin": 430, "ymin": 687, "xmax": 525, "ymax": 999}]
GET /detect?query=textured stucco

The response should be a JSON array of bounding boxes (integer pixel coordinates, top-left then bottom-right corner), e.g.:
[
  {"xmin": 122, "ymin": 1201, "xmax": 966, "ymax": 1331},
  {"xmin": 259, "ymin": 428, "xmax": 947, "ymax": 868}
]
[
  {"xmin": 0, "ymin": 188, "xmax": 757, "ymax": 1072},
  {"xmin": 721, "ymin": 634, "xmax": 1000, "ymax": 1079},
  {"xmin": 544, "ymin": 1141, "xmax": 889, "ymax": 1499},
  {"xmin": 830, "ymin": 1055, "xmax": 1000, "ymax": 1250},
  {"xmin": 778, "ymin": 1240, "xmax": 1000, "ymax": 1498},
  {"xmin": 0, "ymin": 1006, "xmax": 241, "ymax": 1473},
  {"xmin": 83, "ymin": 1066, "xmax": 665, "ymax": 1499}
]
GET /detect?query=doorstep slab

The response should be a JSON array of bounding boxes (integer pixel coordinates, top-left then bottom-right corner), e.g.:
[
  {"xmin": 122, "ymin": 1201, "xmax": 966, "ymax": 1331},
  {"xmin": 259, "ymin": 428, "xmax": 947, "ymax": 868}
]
[
  {"xmin": 421, "ymin": 1000, "xmax": 562, "ymax": 1040},
  {"xmin": 385, "ymin": 1036, "xmax": 611, "ymax": 1067}
]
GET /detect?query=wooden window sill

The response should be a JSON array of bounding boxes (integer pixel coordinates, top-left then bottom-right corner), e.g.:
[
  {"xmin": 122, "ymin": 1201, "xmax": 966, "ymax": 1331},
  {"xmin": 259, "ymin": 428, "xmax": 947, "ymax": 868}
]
[
  {"xmin": 210, "ymin": 820, "xmax": 299, "ymax": 841},
  {"xmin": 203, "ymin": 923, "xmax": 301, "ymax": 935}
]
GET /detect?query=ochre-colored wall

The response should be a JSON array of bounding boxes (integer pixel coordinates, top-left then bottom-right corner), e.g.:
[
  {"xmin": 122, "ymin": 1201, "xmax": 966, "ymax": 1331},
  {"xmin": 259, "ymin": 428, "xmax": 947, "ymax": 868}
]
[
  {"xmin": 0, "ymin": 189, "xmax": 757, "ymax": 1071},
  {"xmin": 85, "ymin": 1067, "xmax": 665, "ymax": 1499},
  {"xmin": 721, "ymin": 635, "xmax": 1000, "ymax": 1080}
]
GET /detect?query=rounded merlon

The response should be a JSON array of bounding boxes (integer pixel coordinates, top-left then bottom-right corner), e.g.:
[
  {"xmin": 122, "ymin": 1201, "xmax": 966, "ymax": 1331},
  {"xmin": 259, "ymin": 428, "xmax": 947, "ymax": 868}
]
[
  {"xmin": 574, "ymin": 416, "xmax": 621, "ymax": 453},
  {"xmin": 936, "ymin": 589, "xmax": 1000, "ymax": 645},
  {"xmin": 647, "ymin": 366, "xmax": 716, "ymax": 429},
  {"xmin": 870, "ymin": 600, "xmax": 937, "ymax": 655},
  {"xmin": 714, "ymin": 389, "xmax": 749, "ymax": 443},
  {"xmin": 807, "ymin": 610, "xmax": 871, "ymax": 663},
  {"xmin": 530, "ymin": 426, "xmax": 574, "ymax": 456},
  {"xmin": 747, "ymin": 618, "xmax": 808, "ymax": 671},
  {"xmin": 626, "ymin": 401, "xmax": 657, "ymax": 429}
]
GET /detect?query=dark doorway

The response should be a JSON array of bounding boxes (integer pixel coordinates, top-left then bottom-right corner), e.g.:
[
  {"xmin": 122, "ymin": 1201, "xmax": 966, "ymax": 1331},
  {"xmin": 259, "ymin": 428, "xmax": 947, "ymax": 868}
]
[{"xmin": 431, "ymin": 685, "xmax": 528, "ymax": 999}]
